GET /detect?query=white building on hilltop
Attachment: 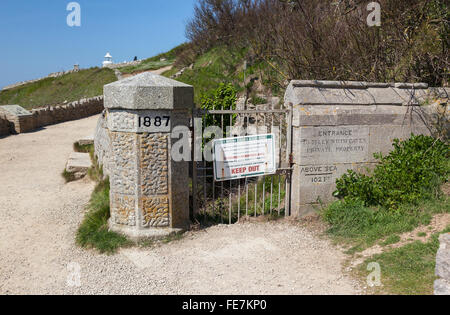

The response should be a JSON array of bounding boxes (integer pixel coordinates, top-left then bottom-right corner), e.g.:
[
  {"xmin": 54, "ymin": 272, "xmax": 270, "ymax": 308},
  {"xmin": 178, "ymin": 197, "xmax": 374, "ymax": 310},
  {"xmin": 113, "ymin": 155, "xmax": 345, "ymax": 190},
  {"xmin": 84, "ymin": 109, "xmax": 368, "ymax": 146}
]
[{"xmin": 102, "ymin": 52, "xmax": 113, "ymax": 67}]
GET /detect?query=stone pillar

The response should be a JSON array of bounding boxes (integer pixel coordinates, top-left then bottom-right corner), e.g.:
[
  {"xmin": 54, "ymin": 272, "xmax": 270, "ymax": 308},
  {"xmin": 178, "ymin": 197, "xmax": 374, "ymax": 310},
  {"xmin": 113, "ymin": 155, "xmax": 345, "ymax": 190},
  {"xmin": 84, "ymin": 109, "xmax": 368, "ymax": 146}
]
[
  {"xmin": 284, "ymin": 80, "xmax": 449, "ymax": 217},
  {"xmin": 103, "ymin": 72, "xmax": 193, "ymax": 240}
]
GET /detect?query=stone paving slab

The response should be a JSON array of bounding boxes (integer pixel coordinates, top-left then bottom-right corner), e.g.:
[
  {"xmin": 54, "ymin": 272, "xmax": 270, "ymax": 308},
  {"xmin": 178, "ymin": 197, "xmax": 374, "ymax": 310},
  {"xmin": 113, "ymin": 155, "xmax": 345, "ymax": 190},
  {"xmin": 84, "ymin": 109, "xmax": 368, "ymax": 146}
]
[
  {"xmin": 66, "ymin": 152, "xmax": 92, "ymax": 173},
  {"xmin": 77, "ymin": 135, "xmax": 94, "ymax": 146}
]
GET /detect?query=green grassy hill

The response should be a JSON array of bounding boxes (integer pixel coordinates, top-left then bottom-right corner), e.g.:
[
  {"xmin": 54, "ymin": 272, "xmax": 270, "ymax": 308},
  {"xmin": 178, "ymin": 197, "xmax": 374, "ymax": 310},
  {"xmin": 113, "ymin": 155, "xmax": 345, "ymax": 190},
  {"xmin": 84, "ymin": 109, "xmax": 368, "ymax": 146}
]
[
  {"xmin": 0, "ymin": 44, "xmax": 265, "ymax": 111},
  {"xmin": 160, "ymin": 46, "xmax": 283, "ymax": 105},
  {"xmin": 0, "ymin": 67, "xmax": 117, "ymax": 110}
]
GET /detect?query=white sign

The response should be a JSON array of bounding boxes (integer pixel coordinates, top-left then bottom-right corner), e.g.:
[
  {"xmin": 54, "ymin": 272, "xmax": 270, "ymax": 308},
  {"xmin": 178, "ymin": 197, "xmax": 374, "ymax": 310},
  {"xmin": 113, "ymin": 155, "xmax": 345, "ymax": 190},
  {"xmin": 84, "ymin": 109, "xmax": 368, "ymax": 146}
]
[{"xmin": 213, "ymin": 134, "xmax": 276, "ymax": 182}]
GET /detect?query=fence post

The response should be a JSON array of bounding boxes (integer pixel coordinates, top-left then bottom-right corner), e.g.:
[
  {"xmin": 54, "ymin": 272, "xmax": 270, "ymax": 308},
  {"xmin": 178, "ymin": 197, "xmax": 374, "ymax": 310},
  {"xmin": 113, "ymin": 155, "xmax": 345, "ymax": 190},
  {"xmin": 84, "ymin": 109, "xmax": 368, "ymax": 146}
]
[{"xmin": 104, "ymin": 72, "xmax": 193, "ymax": 240}]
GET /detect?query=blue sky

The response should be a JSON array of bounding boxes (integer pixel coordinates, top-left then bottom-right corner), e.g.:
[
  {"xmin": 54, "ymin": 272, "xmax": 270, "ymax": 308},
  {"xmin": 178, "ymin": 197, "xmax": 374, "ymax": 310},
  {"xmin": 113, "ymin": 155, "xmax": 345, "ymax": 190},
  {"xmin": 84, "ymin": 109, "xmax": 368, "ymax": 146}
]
[{"xmin": 0, "ymin": 0, "xmax": 197, "ymax": 89}]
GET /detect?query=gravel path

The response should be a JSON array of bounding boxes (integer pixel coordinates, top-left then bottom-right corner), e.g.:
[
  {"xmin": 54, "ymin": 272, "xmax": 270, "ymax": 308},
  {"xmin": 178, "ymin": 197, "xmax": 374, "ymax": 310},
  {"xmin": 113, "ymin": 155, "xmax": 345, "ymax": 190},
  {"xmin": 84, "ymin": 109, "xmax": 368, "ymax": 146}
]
[{"xmin": 0, "ymin": 115, "xmax": 360, "ymax": 295}]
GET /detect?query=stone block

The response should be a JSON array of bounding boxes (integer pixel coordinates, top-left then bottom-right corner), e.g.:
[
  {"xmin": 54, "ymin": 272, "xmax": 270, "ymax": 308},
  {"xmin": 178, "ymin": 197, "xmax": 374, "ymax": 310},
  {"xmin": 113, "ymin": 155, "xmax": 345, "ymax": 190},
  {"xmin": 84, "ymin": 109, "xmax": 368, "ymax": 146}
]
[
  {"xmin": 139, "ymin": 133, "xmax": 169, "ymax": 196},
  {"xmin": 110, "ymin": 193, "xmax": 136, "ymax": 226},
  {"xmin": 65, "ymin": 152, "xmax": 92, "ymax": 180},
  {"xmin": 287, "ymin": 80, "xmax": 442, "ymax": 217},
  {"xmin": 293, "ymin": 162, "xmax": 376, "ymax": 206},
  {"xmin": 107, "ymin": 109, "xmax": 172, "ymax": 133},
  {"xmin": 78, "ymin": 135, "xmax": 94, "ymax": 146},
  {"xmin": 66, "ymin": 152, "xmax": 92, "ymax": 173},
  {"xmin": 0, "ymin": 105, "xmax": 34, "ymax": 133},
  {"xmin": 104, "ymin": 72, "xmax": 193, "ymax": 110},
  {"xmin": 0, "ymin": 105, "xmax": 32, "ymax": 117},
  {"xmin": 141, "ymin": 196, "xmax": 169, "ymax": 228},
  {"xmin": 0, "ymin": 114, "xmax": 11, "ymax": 136},
  {"xmin": 294, "ymin": 126, "xmax": 370, "ymax": 165},
  {"xmin": 110, "ymin": 132, "xmax": 138, "ymax": 195}
]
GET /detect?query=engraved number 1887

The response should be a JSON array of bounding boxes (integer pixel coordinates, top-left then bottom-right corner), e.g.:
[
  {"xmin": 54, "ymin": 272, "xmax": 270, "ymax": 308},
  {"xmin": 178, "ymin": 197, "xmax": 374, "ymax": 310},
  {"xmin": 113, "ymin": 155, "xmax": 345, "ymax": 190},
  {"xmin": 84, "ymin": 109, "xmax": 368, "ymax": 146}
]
[{"xmin": 138, "ymin": 116, "xmax": 170, "ymax": 128}]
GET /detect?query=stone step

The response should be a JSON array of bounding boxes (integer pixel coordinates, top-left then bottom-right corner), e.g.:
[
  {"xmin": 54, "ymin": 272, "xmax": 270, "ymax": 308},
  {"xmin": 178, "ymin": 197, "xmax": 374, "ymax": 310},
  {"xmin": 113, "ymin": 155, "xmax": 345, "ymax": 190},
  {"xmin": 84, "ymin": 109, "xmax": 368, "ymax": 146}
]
[
  {"xmin": 77, "ymin": 135, "xmax": 94, "ymax": 146},
  {"xmin": 65, "ymin": 152, "xmax": 92, "ymax": 179}
]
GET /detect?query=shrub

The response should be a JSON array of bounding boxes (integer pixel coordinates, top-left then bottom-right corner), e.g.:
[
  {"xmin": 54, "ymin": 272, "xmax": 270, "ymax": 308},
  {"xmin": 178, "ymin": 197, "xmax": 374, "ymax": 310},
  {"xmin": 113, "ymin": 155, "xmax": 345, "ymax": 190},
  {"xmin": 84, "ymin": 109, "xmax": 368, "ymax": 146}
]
[
  {"xmin": 187, "ymin": 0, "xmax": 449, "ymax": 87},
  {"xmin": 200, "ymin": 83, "xmax": 237, "ymax": 131},
  {"xmin": 334, "ymin": 135, "xmax": 449, "ymax": 209},
  {"xmin": 333, "ymin": 170, "xmax": 380, "ymax": 206}
]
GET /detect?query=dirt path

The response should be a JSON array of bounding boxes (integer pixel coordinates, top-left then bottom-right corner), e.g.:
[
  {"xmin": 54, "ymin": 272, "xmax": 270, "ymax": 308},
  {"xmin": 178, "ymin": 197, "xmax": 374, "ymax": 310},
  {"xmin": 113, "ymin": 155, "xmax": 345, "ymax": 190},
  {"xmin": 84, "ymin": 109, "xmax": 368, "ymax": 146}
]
[
  {"xmin": 121, "ymin": 65, "xmax": 173, "ymax": 79},
  {"xmin": 351, "ymin": 213, "xmax": 450, "ymax": 267},
  {"xmin": 0, "ymin": 115, "xmax": 360, "ymax": 295}
]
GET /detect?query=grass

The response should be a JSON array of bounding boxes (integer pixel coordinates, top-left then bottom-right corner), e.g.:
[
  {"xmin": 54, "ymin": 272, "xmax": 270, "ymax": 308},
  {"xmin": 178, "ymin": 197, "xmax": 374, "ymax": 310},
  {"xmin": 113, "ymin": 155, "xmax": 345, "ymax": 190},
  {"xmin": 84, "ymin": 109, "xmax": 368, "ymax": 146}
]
[
  {"xmin": 322, "ymin": 197, "xmax": 450, "ymax": 253},
  {"xmin": 73, "ymin": 142, "xmax": 93, "ymax": 153},
  {"xmin": 75, "ymin": 149, "xmax": 131, "ymax": 254},
  {"xmin": 165, "ymin": 46, "xmax": 247, "ymax": 105},
  {"xmin": 322, "ymin": 191, "xmax": 450, "ymax": 294},
  {"xmin": 76, "ymin": 178, "xmax": 132, "ymax": 254},
  {"xmin": 165, "ymin": 45, "xmax": 286, "ymax": 106},
  {"xmin": 62, "ymin": 169, "xmax": 76, "ymax": 183},
  {"xmin": 0, "ymin": 67, "xmax": 117, "ymax": 110},
  {"xmin": 381, "ymin": 235, "xmax": 401, "ymax": 247},
  {"xmin": 357, "ymin": 225, "xmax": 450, "ymax": 295}
]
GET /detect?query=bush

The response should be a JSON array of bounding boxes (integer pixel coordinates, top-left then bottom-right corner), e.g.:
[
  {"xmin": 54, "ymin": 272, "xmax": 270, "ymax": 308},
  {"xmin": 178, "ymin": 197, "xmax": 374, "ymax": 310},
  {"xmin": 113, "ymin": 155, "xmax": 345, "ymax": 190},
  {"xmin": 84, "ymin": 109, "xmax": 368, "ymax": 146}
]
[
  {"xmin": 200, "ymin": 83, "xmax": 237, "ymax": 130},
  {"xmin": 334, "ymin": 135, "xmax": 449, "ymax": 209},
  {"xmin": 187, "ymin": 0, "xmax": 449, "ymax": 87}
]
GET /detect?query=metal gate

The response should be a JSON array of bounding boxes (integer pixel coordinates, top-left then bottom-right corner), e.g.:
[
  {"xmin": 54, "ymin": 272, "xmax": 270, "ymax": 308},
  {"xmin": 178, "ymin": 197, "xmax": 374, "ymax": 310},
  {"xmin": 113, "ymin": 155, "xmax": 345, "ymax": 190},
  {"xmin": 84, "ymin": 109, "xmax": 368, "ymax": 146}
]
[{"xmin": 191, "ymin": 102, "xmax": 293, "ymax": 224}]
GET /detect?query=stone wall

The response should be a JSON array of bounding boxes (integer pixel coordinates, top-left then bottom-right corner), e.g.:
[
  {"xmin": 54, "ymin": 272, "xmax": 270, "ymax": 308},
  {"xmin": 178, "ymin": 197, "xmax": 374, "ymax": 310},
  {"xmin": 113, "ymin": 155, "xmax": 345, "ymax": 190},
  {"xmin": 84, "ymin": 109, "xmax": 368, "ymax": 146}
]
[
  {"xmin": 0, "ymin": 112, "xmax": 10, "ymax": 136},
  {"xmin": 285, "ymin": 80, "xmax": 449, "ymax": 217},
  {"xmin": 31, "ymin": 96, "xmax": 104, "ymax": 129},
  {"xmin": 0, "ymin": 96, "xmax": 104, "ymax": 137},
  {"xmin": 435, "ymin": 233, "xmax": 450, "ymax": 295}
]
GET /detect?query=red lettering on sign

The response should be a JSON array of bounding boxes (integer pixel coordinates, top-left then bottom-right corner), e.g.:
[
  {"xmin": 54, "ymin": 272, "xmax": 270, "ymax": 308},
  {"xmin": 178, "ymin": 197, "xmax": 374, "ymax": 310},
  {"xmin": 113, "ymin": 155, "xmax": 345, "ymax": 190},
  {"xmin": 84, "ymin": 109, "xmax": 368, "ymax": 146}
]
[
  {"xmin": 232, "ymin": 167, "xmax": 248, "ymax": 175},
  {"xmin": 249, "ymin": 165, "xmax": 260, "ymax": 172}
]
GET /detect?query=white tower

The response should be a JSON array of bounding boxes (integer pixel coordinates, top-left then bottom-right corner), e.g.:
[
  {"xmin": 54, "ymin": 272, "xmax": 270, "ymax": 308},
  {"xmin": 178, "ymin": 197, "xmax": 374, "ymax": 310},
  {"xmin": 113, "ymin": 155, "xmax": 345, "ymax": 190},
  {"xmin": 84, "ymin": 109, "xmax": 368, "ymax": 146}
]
[{"xmin": 102, "ymin": 52, "xmax": 113, "ymax": 67}]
